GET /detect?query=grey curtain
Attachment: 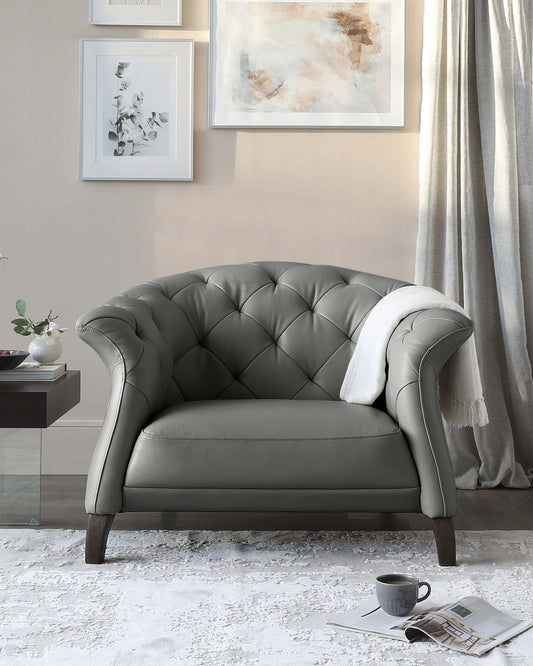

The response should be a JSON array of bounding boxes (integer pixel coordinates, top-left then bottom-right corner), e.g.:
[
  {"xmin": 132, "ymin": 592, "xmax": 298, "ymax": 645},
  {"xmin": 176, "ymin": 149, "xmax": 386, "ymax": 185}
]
[{"xmin": 416, "ymin": 0, "xmax": 533, "ymax": 488}]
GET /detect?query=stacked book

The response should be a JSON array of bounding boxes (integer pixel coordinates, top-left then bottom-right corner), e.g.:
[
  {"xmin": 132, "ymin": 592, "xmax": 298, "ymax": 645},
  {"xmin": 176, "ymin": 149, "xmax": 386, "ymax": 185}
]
[{"xmin": 0, "ymin": 362, "xmax": 66, "ymax": 382}]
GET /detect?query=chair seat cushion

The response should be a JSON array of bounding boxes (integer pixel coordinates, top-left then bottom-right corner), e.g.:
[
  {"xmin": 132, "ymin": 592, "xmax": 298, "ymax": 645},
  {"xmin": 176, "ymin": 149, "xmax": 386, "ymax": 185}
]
[{"xmin": 124, "ymin": 400, "xmax": 420, "ymax": 491}]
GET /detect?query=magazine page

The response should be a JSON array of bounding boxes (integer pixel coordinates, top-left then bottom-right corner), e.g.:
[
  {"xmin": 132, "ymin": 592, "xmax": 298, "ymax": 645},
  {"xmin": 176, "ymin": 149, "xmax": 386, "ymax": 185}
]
[
  {"xmin": 397, "ymin": 596, "xmax": 533, "ymax": 656},
  {"xmin": 328, "ymin": 598, "xmax": 434, "ymax": 642}
]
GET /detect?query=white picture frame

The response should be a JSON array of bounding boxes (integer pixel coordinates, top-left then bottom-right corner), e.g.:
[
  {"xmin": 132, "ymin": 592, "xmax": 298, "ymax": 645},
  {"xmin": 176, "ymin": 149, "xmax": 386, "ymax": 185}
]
[
  {"xmin": 209, "ymin": 0, "xmax": 405, "ymax": 129},
  {"xmin": 90, "ymin": 0, "xmax": 182, "ymax": 26},
  {"xmin": 80, "ymin": 39, "xmax": 194, "ymax": 181}
]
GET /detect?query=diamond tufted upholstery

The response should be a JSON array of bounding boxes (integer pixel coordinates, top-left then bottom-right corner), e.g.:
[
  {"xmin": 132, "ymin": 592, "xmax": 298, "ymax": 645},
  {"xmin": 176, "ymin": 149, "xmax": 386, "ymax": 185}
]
[
  {"xmin": 119, "ymin": 262, "xmax": 408, "ymax": 404},
  {"xmin": 77, "ymin": 262, "xmax": 474, "ymax": 565}
]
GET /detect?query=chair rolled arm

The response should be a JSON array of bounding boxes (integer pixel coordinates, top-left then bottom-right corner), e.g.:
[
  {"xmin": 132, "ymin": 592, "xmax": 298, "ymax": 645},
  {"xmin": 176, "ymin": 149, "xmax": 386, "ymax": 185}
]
[
  {"xmin": 385, "ymin": 309, "xmax": 474, "ymax": 519},
  {"xmin": 76, "ymin": 297, "xmax": 174, "ymax": 515}
]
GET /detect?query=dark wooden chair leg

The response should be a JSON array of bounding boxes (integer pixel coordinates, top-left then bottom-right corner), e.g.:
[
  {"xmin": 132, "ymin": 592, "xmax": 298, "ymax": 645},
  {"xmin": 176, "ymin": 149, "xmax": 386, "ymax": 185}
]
[
  {"xmin": 432, "ymin": 517, "xmax": 456, "ymax": 566},
  {"xmin": 86, "ymin": 514, "xmax": 115, "ymax": 564}
]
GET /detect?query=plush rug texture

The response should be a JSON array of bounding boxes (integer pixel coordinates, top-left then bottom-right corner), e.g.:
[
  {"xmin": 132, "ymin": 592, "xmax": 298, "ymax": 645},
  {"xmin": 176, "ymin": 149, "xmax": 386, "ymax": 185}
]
[{"xmin": 0, "ymin": 529, "xmax": 532, "ymax": 665}]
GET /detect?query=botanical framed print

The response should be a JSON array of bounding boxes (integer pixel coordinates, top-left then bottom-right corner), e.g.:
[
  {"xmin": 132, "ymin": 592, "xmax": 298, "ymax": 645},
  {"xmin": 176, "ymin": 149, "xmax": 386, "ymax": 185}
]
[
  {"xmin": 90, "ymin": 0, "xmax": 182, "ymax": 26},
  {"xmin": 209, "ymin": 0, "xmax": 405, "ymax": 128},
  {"xmin": 80, "ymin": 39, "xmax": 194, "ymax": 181}
]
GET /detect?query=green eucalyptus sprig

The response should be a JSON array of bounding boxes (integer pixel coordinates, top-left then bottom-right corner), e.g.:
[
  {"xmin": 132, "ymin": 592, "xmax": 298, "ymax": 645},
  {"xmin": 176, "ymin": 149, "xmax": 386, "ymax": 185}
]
[{"xmin": 11, "ymin": 300, "xmax": 63, "ymax": 338}]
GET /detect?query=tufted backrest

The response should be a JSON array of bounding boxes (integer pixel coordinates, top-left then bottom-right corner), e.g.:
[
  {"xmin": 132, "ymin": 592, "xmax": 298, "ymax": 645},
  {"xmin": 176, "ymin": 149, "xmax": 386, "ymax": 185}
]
[{"xmin": 120, "ymin": 262, "xmax": 408, "ymax": 403}]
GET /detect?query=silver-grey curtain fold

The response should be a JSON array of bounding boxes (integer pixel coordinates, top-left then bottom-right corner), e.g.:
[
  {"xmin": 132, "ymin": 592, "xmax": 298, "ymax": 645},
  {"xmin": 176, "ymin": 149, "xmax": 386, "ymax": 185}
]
[{"xmin": 416, "ymin": 0, "xmax": 533, "ymax": 488}]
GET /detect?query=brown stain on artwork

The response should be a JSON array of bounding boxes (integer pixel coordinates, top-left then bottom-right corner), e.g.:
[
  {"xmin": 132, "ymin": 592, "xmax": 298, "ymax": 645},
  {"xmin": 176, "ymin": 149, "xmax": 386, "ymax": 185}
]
[
  {"xmin": 329, "ymin": 6, "xmax": 382, "ymax": 71},
  {"xmin": 248, "ymin": 69, "xmax": 284, "ymax": 102}
]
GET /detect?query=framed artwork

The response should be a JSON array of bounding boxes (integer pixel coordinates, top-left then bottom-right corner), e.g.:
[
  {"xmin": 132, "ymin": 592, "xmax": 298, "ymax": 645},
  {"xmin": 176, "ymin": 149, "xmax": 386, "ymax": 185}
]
[
  {"xmin": 90, "ymin": 0, "xmax": 182, "ymax": 26},
  {"xmin": 209, "ymin": 0, "xmax": 405, "ymax": 128},
  {"xmin": 80, "ymin": 39, "xmax": 194, "ymax": 181}
]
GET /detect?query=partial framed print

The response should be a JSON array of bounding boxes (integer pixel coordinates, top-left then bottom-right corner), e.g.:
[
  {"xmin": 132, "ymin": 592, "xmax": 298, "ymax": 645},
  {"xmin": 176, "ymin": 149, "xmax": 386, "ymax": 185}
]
[
  {"xmin": 209, "ymin": 0, "xmax": 405, "ymax": 128},
  {"xmin": 80, "ymin": 39, "xmax": 194, "ymax": 181},
  {"xmin": 90, "ymin": 0, "xmax": 182, "ymax": 26}
]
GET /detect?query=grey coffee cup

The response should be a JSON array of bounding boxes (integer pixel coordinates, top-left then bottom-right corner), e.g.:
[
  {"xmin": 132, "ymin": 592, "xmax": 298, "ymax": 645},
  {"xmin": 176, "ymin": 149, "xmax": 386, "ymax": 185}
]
[{"xmin": 376, "ymin": 574, "xmax": 431, "ymax": 616}]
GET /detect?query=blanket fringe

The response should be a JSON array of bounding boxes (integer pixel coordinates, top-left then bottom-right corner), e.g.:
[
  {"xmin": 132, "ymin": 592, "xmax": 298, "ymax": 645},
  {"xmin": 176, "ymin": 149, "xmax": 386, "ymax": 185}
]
[{"xmin": 439, "ymin": 388, "xmax": 489, "ymax": 428}]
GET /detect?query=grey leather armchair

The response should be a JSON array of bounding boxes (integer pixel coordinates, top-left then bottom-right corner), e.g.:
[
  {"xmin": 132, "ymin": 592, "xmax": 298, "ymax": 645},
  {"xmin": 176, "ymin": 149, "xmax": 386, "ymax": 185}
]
[{"xmin": 76, "ymin": 263, "xmax": 473, "ymax": 565}]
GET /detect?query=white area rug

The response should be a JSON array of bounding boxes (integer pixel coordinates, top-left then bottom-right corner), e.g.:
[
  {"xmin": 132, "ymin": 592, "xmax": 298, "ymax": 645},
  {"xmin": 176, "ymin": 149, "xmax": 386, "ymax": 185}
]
[{"xmin": 0, "ymin": 530, "xmax": 532, "ymax": 665}]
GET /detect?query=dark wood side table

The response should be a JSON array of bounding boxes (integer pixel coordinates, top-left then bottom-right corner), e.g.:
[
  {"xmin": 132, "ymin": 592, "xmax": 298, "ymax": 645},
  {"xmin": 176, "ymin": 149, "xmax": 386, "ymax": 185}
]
[{"xmin": 0, "ymin": 371, "xmax": 80, "ymax": 525}]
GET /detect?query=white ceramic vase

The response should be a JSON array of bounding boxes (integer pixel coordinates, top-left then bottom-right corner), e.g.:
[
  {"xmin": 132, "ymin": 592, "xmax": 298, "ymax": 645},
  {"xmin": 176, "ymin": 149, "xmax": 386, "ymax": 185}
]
[{"xmin": 28, "ymin": 336, "xmax": 62, "ymax": 365}]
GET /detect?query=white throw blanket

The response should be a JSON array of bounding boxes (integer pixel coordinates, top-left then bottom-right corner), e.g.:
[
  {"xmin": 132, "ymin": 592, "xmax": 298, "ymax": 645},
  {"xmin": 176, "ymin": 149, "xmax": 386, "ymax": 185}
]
[{"xmin": 340, "ymin": 286, "xmax": 489, "ymax": 428}]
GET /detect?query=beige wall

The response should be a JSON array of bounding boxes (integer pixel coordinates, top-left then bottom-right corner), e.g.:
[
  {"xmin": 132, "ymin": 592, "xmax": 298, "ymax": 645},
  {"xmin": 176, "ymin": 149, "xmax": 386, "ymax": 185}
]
[{"xmin": 0, "ymin": 0, "xmax": 424, "ymax": 473}]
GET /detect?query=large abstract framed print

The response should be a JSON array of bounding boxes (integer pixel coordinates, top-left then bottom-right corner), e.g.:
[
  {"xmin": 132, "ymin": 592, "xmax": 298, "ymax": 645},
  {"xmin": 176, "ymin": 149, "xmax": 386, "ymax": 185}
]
[
  {"xmin": 209, "ymin": 0, "xmax": 405, "ymax": 128},
  {"xmin": 80, "ymin": 39, "xmax": 194, "ymax": 181},
  {"xmin": 90, "ymin": 0, "xmax": 182, "ymax": 26}
]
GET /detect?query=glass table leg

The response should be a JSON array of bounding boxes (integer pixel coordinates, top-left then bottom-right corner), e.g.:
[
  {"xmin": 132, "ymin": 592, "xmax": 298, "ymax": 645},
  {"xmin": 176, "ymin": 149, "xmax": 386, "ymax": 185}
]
[{"xmin": 0, "ymin": 428, "xmax": 41, "ymax": 526}]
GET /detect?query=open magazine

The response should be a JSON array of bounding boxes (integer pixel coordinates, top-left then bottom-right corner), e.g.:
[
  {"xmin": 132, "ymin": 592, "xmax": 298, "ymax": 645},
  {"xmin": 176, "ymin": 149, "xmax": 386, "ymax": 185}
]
[{"xmin": 328, "ymin": 596, "xmax": 533, "ymax": 657}]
